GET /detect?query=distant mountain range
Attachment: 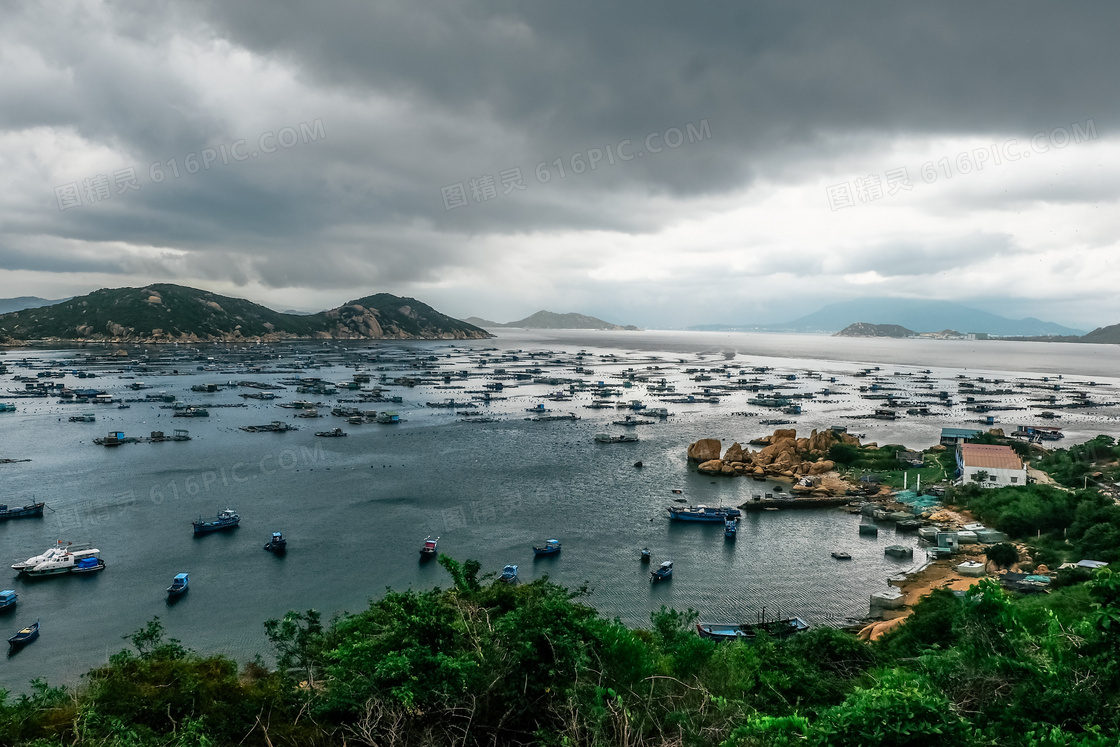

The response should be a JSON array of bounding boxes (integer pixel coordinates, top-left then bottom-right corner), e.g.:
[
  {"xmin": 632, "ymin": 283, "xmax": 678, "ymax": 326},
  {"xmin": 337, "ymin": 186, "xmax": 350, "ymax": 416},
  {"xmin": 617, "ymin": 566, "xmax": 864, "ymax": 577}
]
[
  {"xmin": 692, "ymin": 298, "xmax": 1085, "ymax": 337},
  {"xmin": 466, "ymin": 310, "xmax": 638, "ymax": 331},
  {"xmin": 0, "ymin": 296, "xmax": 69, "ymax": 315},
  {"xmin": 0, "ymin": 284, "xmax": 489, "ymax": 343}
]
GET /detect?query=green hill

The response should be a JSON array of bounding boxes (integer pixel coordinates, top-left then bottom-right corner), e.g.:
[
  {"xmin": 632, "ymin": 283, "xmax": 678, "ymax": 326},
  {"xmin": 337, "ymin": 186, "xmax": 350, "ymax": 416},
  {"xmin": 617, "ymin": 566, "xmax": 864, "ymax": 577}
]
[
  {"xmin": 488, "ymin": 310, "xmax": 638, "ymax": 330},
  {"xmin": 0, "ymin": 284, "xmax": 488, "ymax": 342}
]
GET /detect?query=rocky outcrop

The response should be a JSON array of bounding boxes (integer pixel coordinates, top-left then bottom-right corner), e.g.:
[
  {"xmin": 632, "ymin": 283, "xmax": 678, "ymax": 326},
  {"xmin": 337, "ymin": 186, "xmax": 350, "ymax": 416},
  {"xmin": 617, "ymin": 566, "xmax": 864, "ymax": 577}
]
[
  {"xmin": 687, "ymin": 439, "xmax": 721, "ymax": 463},
  {"xmin": 686, "ymin": 428, "xmax": 860, "ymax": 494}
]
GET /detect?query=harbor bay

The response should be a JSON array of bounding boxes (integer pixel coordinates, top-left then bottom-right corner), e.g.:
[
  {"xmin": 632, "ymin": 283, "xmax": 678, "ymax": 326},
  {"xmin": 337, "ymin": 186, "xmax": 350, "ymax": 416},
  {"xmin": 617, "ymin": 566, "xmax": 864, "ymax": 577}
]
[{"xmin": 2, "ymin": 329, "xmax": 1119, "ymax": 690}]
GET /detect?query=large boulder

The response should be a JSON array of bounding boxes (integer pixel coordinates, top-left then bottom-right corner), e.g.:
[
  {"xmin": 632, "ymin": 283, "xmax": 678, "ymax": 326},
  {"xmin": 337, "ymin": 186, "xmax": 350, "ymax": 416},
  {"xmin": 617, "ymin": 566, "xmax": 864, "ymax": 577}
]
[
  {"xmin": 772, "ymin": 428, "xmax": 797, "ymax": 441},
  {"xmin": 809, "ymin": 459, "xmax": 836, "ymax": 475},
  {"xmin": 688, "ymin": 439, "xmax": 722, "ymax": 462},
  {"xmin": 697, "ymin": 459, "xmax": 724, "ymax": 475},
  {"xmin": 723, "ymin": 442, "xmax": 747, "ymax": 462}
]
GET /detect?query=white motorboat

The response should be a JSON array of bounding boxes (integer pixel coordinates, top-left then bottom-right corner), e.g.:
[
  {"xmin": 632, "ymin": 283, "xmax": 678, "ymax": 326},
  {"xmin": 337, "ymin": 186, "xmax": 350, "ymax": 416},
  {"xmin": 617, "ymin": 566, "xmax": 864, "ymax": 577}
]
[{"xmin": 14, "ymin": 543, "xmax": 101, "ymax": 576}]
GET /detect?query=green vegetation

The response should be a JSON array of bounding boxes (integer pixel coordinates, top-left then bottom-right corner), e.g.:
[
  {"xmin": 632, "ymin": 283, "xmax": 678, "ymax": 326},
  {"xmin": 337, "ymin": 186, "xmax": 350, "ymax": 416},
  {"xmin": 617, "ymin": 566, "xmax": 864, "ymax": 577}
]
[
  {"xmin": 1035, "ymin": 435, "xmax": 1120, "ymax": 489},
  {"xmin": 0, "ymin": 284, "xmax": 488, "ymax": 342},
  {"xmin": 829, "ymin": 443, "xmax": 955, "ymax": 489},
  {"xmin": 950, "ymin": 482, "xmax": 1120, "ymax": 564},
  {"xmin": 3, "ymin": 557, "xmax": 1120, "ymax": 745}
]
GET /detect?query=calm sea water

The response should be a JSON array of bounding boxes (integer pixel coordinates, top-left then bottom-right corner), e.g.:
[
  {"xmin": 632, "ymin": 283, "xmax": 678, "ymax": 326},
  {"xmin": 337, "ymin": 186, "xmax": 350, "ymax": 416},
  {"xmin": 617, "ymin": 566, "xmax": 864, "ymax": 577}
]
[{"xmin": 1, "ymin": 330, "xmax": 1118, "ymax": 691}]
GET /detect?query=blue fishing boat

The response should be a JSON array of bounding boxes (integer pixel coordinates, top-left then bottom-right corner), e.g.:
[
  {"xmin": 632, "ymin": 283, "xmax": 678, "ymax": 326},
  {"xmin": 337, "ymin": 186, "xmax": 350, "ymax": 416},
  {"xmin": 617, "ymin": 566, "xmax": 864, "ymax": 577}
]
[
  {"xmin": 192, "ymin": 509, "xmax": 240, "ymax": 535},
  {"xmin": 533, "ymin": 539, "xmax": 561, "ymax": 556},
  {"xmin": 650, "ymin": 560, "xmax": 673, "ymax": 583},
  {"xmin": 724, "ymin": 519, "xmax": 737, "ymax": 539},
  {"xmin": 667, "ymin": 505, "xmax": 741, "ymax": 523},
  {"xmin": 71, "ymin": 556, "xmax": 105, "ymax": 574},
  {"xmin": 167, "ymin": 573, "xmax": 189, "ymax": 598},
  {"xmin": 7, "ymin": 619, "xmax": 38, "ymax": 651},
  {"xmin": 264, "ymin": 532, "xmax": 287, "ymax": 553},
  {"xmin": 0, "ymin": 590, "xmax": 16, "ymax": 611},
  {"xmin": 640, "ymin": 547, "xmax": 651, "ymax": 563},
  {"xmin": 500, "ymin": 564, "xmax": 518, "ymax": 583},
  {"xmin": 419, "ymin": 536, "xmax": 439, "ymax": 560},
  {"xmin": 695, "ymin": 617, "xmax": 809, "ymax": 641}
]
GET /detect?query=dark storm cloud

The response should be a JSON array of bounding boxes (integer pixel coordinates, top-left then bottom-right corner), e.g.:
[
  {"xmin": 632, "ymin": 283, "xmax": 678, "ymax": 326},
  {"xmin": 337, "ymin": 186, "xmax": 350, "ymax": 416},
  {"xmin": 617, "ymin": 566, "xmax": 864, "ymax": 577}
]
[{"xmin": 2, "ymin": 0, "xmax": 1118, "ymax": 325}]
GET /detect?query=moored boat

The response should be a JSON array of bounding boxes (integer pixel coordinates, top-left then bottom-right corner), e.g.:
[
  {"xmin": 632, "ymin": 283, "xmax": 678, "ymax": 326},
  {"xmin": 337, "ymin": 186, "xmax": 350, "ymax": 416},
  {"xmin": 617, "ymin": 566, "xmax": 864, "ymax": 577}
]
[
  {"xmin": 264, "ymin": 532, "xmax": 287, "ymax": 553},
  {"xmin": 0, "ymin": 502, "xmax": 45, "ymax": 521},
  {"xmin": 533, "ymin": 539, "xmax": 561, "ymax": 556},
  {"xmin": 70, "ymin": 556, "xmax": 105, "ymax": 574},
  {"xmin": 724, "ymin": 519, "xmax": 737, "ymax": 539},
  {"xmin": 7, "ymin": 619, "xmax": 39, "ymax": 650},
  {"xmin": 500, "ymin": 564, "xmax": 518, "ymax": 583},
  {"xmin": 192, "ymin": 509, "xmax": 240, "ymax": 534},
  {"xmin": 667, "ymin": 505, "xmax": 741, "ymax": 523},
  {"xmin": 419, "ymin": 536, "xmax": 439, "ymax": 560},
  {"xmin": 695, "ymin": 617, "xmax": 809, "ymax": 641},
  {"xmin": 650, "ymin": 560, "xmax": 673, "ymax": 583},
  {"xmin": 14, "ymin": 543, "xmax": 102, "ymax": 577},
  {"xmin": 0, "ymin": 590, "xmax": 16, "ymax": 611},
  {"xmin": 831, "ymin": 551, "xmax": 852, "ymax": 560},
  {"xmin": 640, "ymin": 547, "xmax": 651, "ymax": 563},
  {"xmin": 167, "ymin": 573, "xmax": 189, "ymax": 597}
]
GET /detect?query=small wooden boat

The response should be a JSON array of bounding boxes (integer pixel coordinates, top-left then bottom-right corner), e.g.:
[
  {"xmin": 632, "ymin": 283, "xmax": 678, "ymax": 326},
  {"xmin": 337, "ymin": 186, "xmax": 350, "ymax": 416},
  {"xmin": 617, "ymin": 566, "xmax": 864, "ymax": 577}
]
[
  {"xmin": 724, "ymin": 519, "xmax": 737, "ymax": 540},
  {"xmin": 650, "ymin": 560, "xmax": 673, "ymax": 583},
  {"xmin": 264, "ymin": 532, "xmax": 287, "ymax": 553},
  {"xmin": 167, "ymin": 573, "xmax": 189, "ymax": 598},
  {"xmin": 640, "ymin": 548, "xmax": 651, "ymax": 563},
  {"xmin": 8, "ymin": 619, "xmax": 39, "ymax": 650},
  {"xmin": 419, "ymin": 536, "xmax": 439, "ymax": 560},
  {"xmin": 0, "ymin": 590, "xmax": 16, "ymax": 611},
  {"xmin": 831, "ymin": 551, "xmax": 852, "ymax": 560},
  {"xmin": 499, "ymin": 564, "xmax": 518, "ymax": 583},
  {"xmin": 533, "ymin": 539, "xmax": 561, "ymax": 556},
  {"xmin": 696, "ymin": 617, "xmax": 809, "ymax": 641}
]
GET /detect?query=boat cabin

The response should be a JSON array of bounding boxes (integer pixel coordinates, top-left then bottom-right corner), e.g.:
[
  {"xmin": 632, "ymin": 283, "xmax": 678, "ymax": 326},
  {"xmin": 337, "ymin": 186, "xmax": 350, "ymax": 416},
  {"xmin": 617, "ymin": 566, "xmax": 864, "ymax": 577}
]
[{"xmin": 0, "ymin": 590, "xmax": 16, "ymax": 608}]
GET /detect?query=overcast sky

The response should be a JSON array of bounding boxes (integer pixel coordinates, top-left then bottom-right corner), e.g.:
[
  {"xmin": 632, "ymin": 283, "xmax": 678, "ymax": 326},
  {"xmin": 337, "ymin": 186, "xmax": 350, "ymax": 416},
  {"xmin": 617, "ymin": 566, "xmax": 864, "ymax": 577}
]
[{"xmin": 2, "ymin": 1, "xmax": 1117, "ymax": 329}]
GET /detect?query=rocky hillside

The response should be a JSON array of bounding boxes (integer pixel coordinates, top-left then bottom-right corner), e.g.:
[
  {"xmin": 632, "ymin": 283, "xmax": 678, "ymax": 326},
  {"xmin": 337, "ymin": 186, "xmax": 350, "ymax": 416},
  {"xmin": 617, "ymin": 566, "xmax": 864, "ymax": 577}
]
[
  {"xmin": 0, "ymin": 285, "xmax": 489, "ymax": 343},
  {"xmin": 1080, "ymin": 323, "xmax": 1120, "ymax": 345},
  {"xmin": 834, "ymin": 322, "xmax": 915, "ymax": 338}
]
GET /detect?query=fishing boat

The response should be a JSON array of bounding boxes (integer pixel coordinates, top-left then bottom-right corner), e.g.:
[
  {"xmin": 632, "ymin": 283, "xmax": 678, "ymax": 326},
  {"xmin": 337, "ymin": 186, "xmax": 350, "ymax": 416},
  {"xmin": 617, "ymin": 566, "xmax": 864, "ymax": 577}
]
[
  {"xmin": 419, "ymin": 536, "xmax": 439, "ymax": 560},
  {"xmin": 0, "ymin": 590, "xmax": 16, "ymax": 611},
  {"xmin": 314, "ymin": 428, "xmax": 347, "ymax": 437},
  {"xmin": 594, "ymin": 433, "xmax": 639, "ymax": 443},
  {"xmin": 70, "ymin": 556, "xmax": 105, "ymax": 574},
  {"xmin": 666, "ymin": 505, "xmax": 742, "ymax": 523},
  {"xmin": 640, "ymin": 547, "xmax": 651, "ymax": 563},
  {"xmin": 533, "ymin": 539, "xmax": 561, "ymax": 556},
  {"xmin": 167, "ymin": 573, "xmax": 189, "ymax": 598},
  {"xmin": 724, "ymin": 519, "xmax": 737, "ymax": 539},
  {"xmin": 264, "ymin": 532, "xmax": 287, "ymax": 553},
  {"xmin": 500, "ymin": 564, "xmax": 519, "ymax": 583},
  {"xmin": 14, "ymin": 543, "xmax": 102, "ymax": 577},
  {"xmin": 7, "ymin": 619, "xmax": 39, "ymax": 651},
  {"xmin": 650, "ymin": 560, "xmax": 673, "ymax": 583},
  {"xmin": 192, "ymin": 509, "xmax": 240, "ymax": 534},
  {"xmin": 696, "ymin": 617, "xmax": 809, "ymax": 641},
  {"xmin": 831, "ymin": 551, "xmax": 852, "ymax": 560},
  {"xmin": 0, "ymin": 502, "xmax": 45, "ymax": 521}
]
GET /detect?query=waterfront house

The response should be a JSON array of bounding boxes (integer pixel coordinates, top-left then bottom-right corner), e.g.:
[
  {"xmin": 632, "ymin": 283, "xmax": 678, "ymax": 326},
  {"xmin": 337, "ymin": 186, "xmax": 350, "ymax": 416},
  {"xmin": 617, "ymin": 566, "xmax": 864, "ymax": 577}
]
[
  {"xmin": 957, "ymin": 443, "xmax": 1026, "ymax": 488},
  {"xmin": 940, "ymin": 427, "xmax": 981, "ymax": 447}
]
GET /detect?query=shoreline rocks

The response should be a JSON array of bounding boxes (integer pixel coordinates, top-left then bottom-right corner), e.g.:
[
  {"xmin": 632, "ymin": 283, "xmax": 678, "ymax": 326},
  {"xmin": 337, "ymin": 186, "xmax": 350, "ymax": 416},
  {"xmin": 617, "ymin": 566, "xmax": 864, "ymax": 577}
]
[{"xmin": 687, "ymin": 428, "xmax": 861, "ymax": 494}]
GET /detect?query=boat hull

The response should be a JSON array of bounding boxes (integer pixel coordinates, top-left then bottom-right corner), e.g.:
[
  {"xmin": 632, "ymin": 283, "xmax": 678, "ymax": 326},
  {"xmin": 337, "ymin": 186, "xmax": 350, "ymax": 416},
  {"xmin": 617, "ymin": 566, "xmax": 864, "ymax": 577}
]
[
  {"xmin": 193, "ymin": 521, "xmax": 240, "ymax": 534},
  {"xmin": 696, "ymin": 618, "xmax": 809, "ymax": 641},
  {"xmin": 0, "ymin": 503, "xmax": 45, "ymax": 521}
]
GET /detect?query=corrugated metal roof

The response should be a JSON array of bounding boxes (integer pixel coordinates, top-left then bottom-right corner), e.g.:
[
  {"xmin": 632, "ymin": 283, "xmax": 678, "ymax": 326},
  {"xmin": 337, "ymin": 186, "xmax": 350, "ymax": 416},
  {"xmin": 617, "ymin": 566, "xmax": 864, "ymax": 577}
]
[
  {"xmin": 960, "ymin": 443, "xmax": 1023, "ymax": 471},
  {"xmin": 942, "ymin": 427, "xmax": 982, "ymax": 438}
]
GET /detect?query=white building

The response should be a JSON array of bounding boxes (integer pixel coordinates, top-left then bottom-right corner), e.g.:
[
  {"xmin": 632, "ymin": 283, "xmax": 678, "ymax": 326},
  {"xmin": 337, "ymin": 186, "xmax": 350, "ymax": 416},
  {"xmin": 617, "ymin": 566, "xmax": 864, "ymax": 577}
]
[{"xmin": 957, "ymin": 443, "xmax": 1026, "ymax": 488}]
